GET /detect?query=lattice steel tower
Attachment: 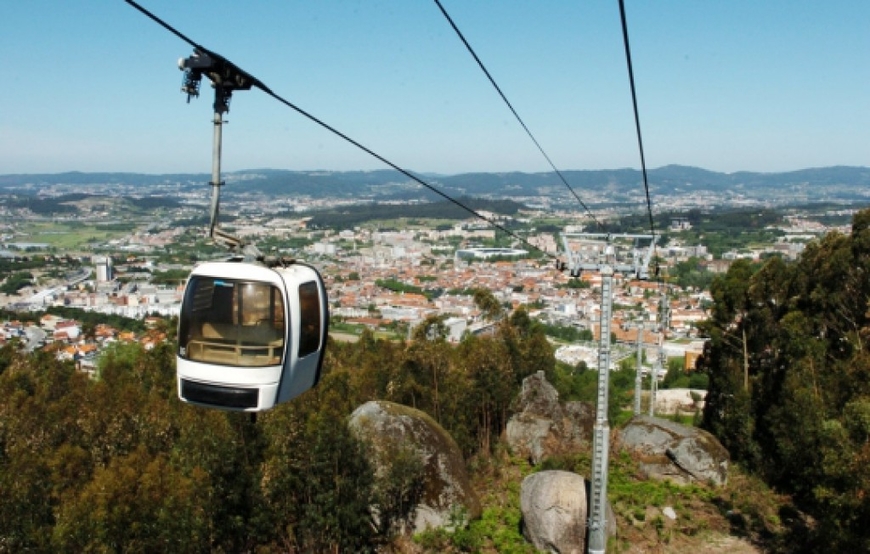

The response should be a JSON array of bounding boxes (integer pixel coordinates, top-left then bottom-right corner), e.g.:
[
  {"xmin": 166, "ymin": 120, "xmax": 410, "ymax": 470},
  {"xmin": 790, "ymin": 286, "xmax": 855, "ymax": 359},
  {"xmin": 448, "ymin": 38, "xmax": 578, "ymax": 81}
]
[{"xmin": 560, "ymin": 233, "xmax": 656, "ymax": 554}]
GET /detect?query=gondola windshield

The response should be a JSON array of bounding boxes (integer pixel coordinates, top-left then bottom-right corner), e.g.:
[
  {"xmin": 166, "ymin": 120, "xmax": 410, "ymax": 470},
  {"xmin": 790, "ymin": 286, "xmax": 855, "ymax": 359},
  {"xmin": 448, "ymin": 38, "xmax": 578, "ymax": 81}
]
[{"xmin": 179, "ymin": 276, "xmax": 286, "ymax": 368}]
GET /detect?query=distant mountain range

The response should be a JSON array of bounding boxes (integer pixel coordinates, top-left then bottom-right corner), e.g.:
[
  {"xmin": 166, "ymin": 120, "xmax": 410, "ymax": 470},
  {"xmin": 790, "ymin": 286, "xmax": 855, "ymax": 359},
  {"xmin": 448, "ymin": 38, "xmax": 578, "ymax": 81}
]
[{"xmin": 2, "ymin": 165, "xmax": 868, "ymax": 207}]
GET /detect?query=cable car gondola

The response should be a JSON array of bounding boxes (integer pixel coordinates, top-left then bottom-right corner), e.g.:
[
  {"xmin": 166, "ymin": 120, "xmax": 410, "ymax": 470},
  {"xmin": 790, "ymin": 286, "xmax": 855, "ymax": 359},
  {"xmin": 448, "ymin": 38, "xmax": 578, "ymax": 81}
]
[
  {"xmin": 172, "ymin": 48, "xmax": 329, "ymax": 411},
  {"xmin": 177, "ymin": 260, "xmax": 328, "ymax": 411}
]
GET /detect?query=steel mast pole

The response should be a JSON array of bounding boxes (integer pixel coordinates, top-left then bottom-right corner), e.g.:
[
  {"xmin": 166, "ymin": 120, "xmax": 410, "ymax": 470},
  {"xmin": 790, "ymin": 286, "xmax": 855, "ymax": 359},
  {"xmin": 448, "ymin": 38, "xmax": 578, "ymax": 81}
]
[
  {"xmin": 207, "ymin": 90, "xmax": 226, "ymax": 240},
  {"xmin": 650, "ymin": 329, "xmax": 665, "ymax": 417},
  {"xmin": 633, "ymin": 315, "xmax": 644, "ymax": 415},
  {"xmin": 587, "ymin": 263, "xmax": 613, "ymax": 554},
  {"xmin": 650, "ymin": 289, "xmax": 669, "ymax": 417},
  {"xmin": 560, "ymin": 232, "xmax": 656, "ymax": 554}
]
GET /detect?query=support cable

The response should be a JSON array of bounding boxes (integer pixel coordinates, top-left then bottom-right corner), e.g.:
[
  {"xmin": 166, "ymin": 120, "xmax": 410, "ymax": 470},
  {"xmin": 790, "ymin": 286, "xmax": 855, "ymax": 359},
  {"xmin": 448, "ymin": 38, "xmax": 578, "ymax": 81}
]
[
  {"xmin": 617, "ymin": 0, "xmax": 654, "ymax": 238},
  {"xmin": 125, "ymin": 0, "xmax": 198, "ymax": 50},
  {"xmin": 433, "ymin": 0, "xmax": 603, "ymax": 231},
  {"xmin": 618, "ymin": 2, "xmax": 671, "ymax": 423},
  {"xmin": 259, "ymin": 88, "xmax": 553, "ymax": 259},
  {"xmin": 124, "ymin": 0, "xmax": 556, "ymax": 261}
]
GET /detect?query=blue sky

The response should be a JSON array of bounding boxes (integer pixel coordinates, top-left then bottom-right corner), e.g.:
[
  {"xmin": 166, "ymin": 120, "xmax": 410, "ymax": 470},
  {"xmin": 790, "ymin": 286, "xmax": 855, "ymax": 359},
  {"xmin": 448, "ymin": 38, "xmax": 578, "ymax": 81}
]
[{"xmin": 2, "ymin": 1, "xmax": 868, "ymax": 175}]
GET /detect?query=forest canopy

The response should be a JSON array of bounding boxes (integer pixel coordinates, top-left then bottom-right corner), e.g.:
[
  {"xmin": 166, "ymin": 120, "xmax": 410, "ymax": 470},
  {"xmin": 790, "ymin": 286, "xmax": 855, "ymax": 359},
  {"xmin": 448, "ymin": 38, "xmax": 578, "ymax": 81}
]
[
  {"xmin": 699, "ymin": 208, "xmax": 870, "ymax": 552},
  {"xmin": 0, "ymin": 308, "xmax": 556, "ymax": 552}
]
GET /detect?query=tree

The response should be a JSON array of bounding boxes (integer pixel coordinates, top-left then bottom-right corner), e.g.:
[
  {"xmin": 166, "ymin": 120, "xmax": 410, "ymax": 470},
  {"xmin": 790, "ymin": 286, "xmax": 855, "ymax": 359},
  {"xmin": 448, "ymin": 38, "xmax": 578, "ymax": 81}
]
[
  {"xmin": 369, "ymin": 443, "xmax": 425, "ymax": 537},
  {"xmin": 473, "ymin": 288, "xmax": 503, "ymax": 322},
  {"xmin": 403, "ymin": 329, "xmax": 451, "ymax": 422},
  {"xmin": 670, "ymin": 256, "xmax": 715, "ymax": 290},
  {"xmin": 259, "ymin": 372, "xmax": 379, "ymax": 552},
  {"xmin": 412, "ymin": 314, "xmax": 448, "ymax": 343},
  {"xmin": 700, "ymin": 209, "xmax": 870, "ymax": 549},
  {"xmin": 52, "ymin": 447, "xmax": 212, "ymax": 553},
  {"xmin": 458, "ymin": 334, "xmax": 514, "ymax": 454},
  {"xmin": 494, "ymin": 307, "xmax": 555, "ymax": 387}
]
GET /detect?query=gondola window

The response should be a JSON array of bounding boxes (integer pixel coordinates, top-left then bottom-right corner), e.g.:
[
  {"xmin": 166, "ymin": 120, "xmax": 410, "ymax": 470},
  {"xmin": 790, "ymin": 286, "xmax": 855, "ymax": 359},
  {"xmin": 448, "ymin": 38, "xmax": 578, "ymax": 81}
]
[
  {"xmin": 297, "ymin": 281, "xmax": 322, "ymax": 358},
  {"xmin": 179, "ymin": 276, "xmax": 286, "ymax": 367}
]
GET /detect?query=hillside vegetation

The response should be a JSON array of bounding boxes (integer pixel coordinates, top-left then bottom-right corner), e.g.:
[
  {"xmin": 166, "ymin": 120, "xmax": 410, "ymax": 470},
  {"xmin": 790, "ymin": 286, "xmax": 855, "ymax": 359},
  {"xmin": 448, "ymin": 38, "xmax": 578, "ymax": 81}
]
[
  {"xmin": 2, "ymin": 209, "xmax": 870, "ymax": 552},
  {"xmin": 699, "ymin": 208, "xmax": 870, "ymax": 552},
  {"xmin": 0, "ymin": 310, "xmax": 555, "ymax": 552}
]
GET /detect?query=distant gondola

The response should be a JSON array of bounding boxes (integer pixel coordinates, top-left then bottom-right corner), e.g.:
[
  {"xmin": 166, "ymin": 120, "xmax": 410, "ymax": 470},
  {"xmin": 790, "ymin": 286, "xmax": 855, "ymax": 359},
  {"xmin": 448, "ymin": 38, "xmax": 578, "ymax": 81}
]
[{"xmin": 177, "ymin": 260, "xmax": 328, "ymax": 411}]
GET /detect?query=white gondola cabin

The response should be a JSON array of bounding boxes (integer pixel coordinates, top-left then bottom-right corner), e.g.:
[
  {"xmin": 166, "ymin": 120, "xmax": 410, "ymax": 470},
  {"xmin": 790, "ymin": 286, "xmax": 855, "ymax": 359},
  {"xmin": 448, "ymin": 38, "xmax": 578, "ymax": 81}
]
[{"xmin": 177, "ymin": 260, "xmax": 329, "ymax": 411}]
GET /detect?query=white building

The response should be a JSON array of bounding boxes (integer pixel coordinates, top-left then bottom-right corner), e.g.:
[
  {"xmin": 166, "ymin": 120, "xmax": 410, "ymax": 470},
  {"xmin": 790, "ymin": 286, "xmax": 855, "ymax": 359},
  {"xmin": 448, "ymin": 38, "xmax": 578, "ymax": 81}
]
[
  {"xmin": 95, "ymin": 256, "xmax": 114, "ymax": 282},
  {"xmin": 444, "ymin": 316, "xmax": 467, "ymax": 343}
]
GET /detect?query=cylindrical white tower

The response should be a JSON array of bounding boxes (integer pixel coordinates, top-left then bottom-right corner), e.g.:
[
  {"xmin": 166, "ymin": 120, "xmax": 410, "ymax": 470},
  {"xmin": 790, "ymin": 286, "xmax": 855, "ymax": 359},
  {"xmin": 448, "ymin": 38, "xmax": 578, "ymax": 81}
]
[{"xmin": 95, "ymin": 256, "xmax": 113, "ymax": 282}]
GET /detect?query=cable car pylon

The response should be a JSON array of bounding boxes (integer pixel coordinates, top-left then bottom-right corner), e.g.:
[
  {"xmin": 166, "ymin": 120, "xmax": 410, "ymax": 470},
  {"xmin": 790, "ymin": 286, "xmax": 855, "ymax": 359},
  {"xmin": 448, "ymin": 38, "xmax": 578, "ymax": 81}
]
[
  {"xmin": 625, "ymin": 313, "xmax": 645, "ymax": 416},
  {"xmin": 559, "ymin": 232, "xmax": 657, "ymax": 554},
  {"xmin": 649, "ymin": 289, "xmax": 670, "ymax": 417}
]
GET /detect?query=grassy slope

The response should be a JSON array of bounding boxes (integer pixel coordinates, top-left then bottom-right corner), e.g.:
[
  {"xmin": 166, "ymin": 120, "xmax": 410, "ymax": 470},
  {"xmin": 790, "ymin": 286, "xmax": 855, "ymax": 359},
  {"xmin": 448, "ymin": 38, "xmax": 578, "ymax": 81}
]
[{"xmin": 409, "ymin": 425, "xmax": 804, "ymax": 554}]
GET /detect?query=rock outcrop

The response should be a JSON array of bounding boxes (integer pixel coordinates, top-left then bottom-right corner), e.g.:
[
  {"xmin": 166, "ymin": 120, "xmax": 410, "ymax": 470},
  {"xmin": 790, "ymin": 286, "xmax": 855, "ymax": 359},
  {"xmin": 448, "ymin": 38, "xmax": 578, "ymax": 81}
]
[
  {"xmin": 520, "ymin": 470, "xmax": 617, "ymax": 553},
  {"xmin": 506, "ymin": 371, "xmax": 594, "ymax": 464},
  {"xmin": 521, "ymin": 470, "xmax": 587, "ymax": 554},
  {"xmin": 619, "ymin": 415, "xmax": 730, "ymax": 486},
  {"xmin": 348, "ymin": 400, "xmax": 481, "ymax": 532}
]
